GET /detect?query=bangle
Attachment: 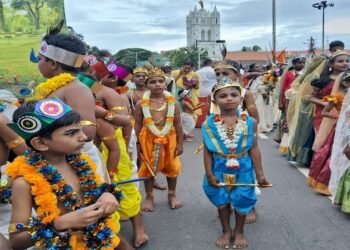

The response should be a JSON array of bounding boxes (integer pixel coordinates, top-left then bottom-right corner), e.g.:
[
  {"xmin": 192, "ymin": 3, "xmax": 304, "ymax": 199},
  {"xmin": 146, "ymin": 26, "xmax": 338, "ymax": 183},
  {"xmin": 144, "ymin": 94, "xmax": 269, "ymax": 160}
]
[
  {"xmin": 5, "ymin": 137, "xmax": 25, "ymax": 150},
  {"xmin": 104, "ymin": 111, "xmax": 117, "ymax": 121}
]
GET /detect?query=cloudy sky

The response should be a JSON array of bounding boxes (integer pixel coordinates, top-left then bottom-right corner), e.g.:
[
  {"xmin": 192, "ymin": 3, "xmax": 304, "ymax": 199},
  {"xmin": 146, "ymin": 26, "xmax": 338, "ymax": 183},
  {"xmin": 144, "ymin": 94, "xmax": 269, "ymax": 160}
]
[{"xmin": 64, "ymin": 0, "xmax": 349, "ymax": 53}]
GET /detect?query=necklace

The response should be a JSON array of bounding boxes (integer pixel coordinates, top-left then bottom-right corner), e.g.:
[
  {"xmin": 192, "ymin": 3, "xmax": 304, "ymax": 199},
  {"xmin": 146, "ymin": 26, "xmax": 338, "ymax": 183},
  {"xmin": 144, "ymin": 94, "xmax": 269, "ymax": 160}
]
[
  {"xmin": 149, "ymin": 102, "xmax": 167, "ymax": 112},
  {"xmin": 141, "ymin": 90, "xmax": 175, "ymax": 138},
  {"xmin": 150, "ymin": 98, "xmax": 165, "ymax": 104},
  {"xmin": 214, "ymin": 114, "xmax": 247, "ymax": 169}
]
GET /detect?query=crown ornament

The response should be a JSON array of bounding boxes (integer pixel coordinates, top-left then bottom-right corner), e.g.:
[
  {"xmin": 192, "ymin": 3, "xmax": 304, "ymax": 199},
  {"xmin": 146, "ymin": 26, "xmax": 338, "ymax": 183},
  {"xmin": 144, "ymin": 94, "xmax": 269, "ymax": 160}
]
[
  {"xmin": 212, "ymin": 77, "xmax": 242, "ymax": 95},
  {"xmin": 214, "ymin": 62, "xmax": 239, "ymax": 73},
  {"xmin": 146, "ymin": 67, "xmax": 165, "ymax": 81},
  {"xmin": 133, "ymin": 67, "xmax": 148, "ymax": 75}
]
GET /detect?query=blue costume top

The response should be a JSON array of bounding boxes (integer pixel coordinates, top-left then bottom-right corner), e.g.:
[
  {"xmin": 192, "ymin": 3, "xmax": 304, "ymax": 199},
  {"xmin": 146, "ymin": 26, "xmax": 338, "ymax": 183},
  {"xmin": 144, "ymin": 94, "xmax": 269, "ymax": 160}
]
[{"xmin": 202, "ymin": 114, "xmax": 257, "ymax": 214}]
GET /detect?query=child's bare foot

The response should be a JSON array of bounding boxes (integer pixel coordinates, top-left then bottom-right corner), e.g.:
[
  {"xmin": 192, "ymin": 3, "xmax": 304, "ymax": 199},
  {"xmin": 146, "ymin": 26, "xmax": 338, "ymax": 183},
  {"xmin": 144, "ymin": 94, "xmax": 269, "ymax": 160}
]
[
  {"xmin": 134, "ymin": 227, "xmax": 149, "ymax": 248},
  {"xmin": 168, "ymin": 192, "xmax": 183, "ymax": 209},
  {"xmin": 153, "ymin": 180, "xmax": 167, "ymax": 190},
  {"xmin": 141, "ymin": 196, "xmax": 154, "ymax": 212},
  {"xmin": 244, "ymin": 208, "xmax": 256, "ymax": 224},
  {"xmin": 117, "ymin": 236, "xmax": 135, "ymax": 250},
  {"xmin": 216, "ymin": 231, "xmax": 231, "ymax": 249},
  {"xmin": 232, "ymin": 231, "xmax": 248, "ymax": 249}
]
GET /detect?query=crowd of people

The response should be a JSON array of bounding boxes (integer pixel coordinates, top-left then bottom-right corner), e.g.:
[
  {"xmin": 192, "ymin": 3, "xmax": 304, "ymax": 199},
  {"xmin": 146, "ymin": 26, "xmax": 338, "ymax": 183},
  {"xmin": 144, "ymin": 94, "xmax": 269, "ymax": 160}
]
[{"xmin": 0, "ymin": 20, "xmax": 349, "ymax": 250}]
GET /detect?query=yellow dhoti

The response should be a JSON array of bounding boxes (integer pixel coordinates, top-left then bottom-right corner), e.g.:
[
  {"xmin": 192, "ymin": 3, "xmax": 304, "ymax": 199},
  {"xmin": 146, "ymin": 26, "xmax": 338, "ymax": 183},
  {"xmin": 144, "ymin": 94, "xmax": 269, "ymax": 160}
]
[
  {"xmin": 138, "ymin": 127, "xmax": 182, "ymax": 178},
  {"xmin": 101, "ymin": 128, "xmax": 141, "ymax": 219}
]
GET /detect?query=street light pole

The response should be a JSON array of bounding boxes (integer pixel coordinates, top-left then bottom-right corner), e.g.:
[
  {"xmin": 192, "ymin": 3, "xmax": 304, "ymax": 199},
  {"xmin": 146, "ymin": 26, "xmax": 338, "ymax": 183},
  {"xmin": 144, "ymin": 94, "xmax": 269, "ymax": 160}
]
[{"xmin": 312, "ymin": 1, "xmax": 334, "ymax": 53}]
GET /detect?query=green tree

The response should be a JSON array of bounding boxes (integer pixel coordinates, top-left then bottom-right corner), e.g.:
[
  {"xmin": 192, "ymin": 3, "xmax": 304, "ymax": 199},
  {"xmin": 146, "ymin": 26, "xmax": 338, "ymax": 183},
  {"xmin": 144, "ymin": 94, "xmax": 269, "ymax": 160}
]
[
  {"xmin": 113, "ymin": 48, "xmax": 153, "ymax": 68},
  {"xmin": 0, "ymin": 0, "xmax": 5, "ymax": 31},
  {"xmin": 168, "ymin": 46, "xmax": 208, "ymax": 68},
  {"xmin": 241, "ymin": 46, "xmax": 252, "ymax": 52},
  {"xmin": 252, "ymin": 45, "xmax": 262, "ymax": 51},
  {"xmin": 11, "ymin": 0, "xmax": 45, "ymax": 30}
]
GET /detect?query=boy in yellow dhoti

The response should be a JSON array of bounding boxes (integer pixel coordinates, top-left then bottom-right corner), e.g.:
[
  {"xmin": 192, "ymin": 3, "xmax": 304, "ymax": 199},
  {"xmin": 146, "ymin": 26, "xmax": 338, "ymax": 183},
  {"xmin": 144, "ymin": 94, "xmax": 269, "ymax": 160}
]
[{"xmin": 135, "ymin": 68, "xmax": 184, "ymax": 212}]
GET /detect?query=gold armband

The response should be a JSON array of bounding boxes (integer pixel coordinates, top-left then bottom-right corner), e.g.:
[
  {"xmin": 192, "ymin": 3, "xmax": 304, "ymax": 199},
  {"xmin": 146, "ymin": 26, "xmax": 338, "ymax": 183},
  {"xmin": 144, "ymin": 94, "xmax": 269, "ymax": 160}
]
[
  {"xmin": 101, "ymin": 134, "xmax": 117, "ymax": 142},
  {"xmin": 104, "ymin": 111, "xmax": 117, "ymax": 121},
  {"xmin": 9, "ymin": 223, "xmax": 28, "ymax": 234},
  {"xmin": 5, "ymin": 137, "xmax": 25, "ymax": 149},
  {"xmin": 111, "ymin": 106, "xmax": 126, "ymax": 111},
  {"xmin": 80, "ymin": 120, "xmax": 99, "ymax": 127}
]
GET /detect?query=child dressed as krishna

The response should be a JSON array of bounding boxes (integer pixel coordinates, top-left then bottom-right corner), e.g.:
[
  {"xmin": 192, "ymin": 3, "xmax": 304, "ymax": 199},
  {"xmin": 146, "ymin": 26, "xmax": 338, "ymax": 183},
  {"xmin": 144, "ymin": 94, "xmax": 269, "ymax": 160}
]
[
  {"xmin": 202, "ymin": 78, "xmax": 270, "ymax": 249},
  {"xmin": 6, "ymin": 98, "xmax": 123, "ymax": 249}
]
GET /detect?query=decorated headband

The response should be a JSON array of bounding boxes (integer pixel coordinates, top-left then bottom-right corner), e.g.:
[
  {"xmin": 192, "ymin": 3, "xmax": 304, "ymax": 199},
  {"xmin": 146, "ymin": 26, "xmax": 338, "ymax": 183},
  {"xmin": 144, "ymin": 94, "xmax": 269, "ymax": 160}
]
[
  {"xmin": 90, "ymin": 60, "xmax": 110, "ymax": 79},
  {"xmin": 8, "ymin": 98, "xmax": 72, "ymax": 140},
  {"xmin": 214, "ymin": 62, "xmax": 239, "ymax": 73},
  {"xmin": 330, "ymin": 49, "xmax": 349, "ymax": 61},
  {"xmin": 212, "ymin": 77, "xmax": 242, "ymax": 95},
  {"xmin": 133, "ymin": 67, "xmax": 148, "ymax": 75},
  {"xmin": 84, "ymin": 55, "xmax": 98, "ymax": 66},
  {"xmin": 107, "ymin": 62, "xmax": 133, "ymax": 82},
  {"xmin": 30, "ymin": 41, "xmax": 85, "ymax": 68},
  {"xmin": 179, "ymin": 89, "xmax": 190, "ymax": 98},
  {"xmin": 145, "ymin": 67, "xmax": 166, "ymax": 82}
]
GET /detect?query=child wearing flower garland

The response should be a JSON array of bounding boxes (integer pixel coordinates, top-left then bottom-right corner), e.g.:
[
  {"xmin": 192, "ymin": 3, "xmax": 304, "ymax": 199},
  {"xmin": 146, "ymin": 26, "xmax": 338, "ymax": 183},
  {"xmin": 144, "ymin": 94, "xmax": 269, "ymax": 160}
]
[
  {"xmin": 135, "ymin": 67, "xmax": 184, "ymax": 211},
  {"xmin": 202, "ymin": 78, "xmax": 270, "ymax": 249},
  {"xmin": 6, "ymin": 98, "xmax": 123, "ymax": 250}
]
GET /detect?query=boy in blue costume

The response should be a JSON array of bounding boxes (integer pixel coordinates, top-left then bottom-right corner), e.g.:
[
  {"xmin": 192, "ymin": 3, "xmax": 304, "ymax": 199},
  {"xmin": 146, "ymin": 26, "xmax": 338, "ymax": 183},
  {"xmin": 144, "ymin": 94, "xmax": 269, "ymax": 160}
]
[{"xmin": 202, "ymin": 78, "xmax": 270, "ymax": 249}]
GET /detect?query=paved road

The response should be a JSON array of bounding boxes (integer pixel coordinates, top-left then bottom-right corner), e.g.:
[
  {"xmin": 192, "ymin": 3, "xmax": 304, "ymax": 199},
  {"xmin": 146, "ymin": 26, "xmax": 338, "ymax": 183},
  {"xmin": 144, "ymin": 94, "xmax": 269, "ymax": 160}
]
[{"xmin": 1, "ymin": 129, "xmax": 350, "ymax": 250}]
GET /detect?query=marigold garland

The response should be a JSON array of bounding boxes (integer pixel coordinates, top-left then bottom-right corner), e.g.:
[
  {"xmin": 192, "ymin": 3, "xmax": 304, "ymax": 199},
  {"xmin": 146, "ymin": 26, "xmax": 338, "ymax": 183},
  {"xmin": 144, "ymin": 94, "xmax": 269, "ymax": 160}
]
[
  {"xmin": 141, "ymin": 90, "xmax": 175, "ymax": 138},
  {"xmin": 6, "ymin": 150, "xmax": 122, "ymax": 249},
  {"xmin": 31, "ymin": 73, "xmax": 75, "ymax": 100}
]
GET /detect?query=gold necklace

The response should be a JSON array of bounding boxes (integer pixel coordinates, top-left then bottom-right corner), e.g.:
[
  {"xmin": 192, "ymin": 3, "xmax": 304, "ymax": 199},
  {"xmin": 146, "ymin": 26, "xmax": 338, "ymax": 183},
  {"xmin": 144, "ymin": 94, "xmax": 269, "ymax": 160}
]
[
  {"xmin": 224, "ymin": 122, "xmax": 237, "ymax": 136},
  {"xmin": 149, "ymin": 102, "xmax": 167, "ymax": 112}
]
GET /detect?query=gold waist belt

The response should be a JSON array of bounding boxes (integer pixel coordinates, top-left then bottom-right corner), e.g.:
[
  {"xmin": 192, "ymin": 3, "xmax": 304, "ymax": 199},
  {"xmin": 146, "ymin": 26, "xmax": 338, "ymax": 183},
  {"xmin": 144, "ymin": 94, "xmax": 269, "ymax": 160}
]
[{"xmin": 213, "ymin": 151, "xmax": 248, "ymax": 159}]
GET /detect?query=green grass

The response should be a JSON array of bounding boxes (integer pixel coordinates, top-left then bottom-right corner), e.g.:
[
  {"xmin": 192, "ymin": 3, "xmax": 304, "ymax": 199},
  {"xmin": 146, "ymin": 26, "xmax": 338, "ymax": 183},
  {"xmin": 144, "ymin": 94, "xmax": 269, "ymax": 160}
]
[{"xmin": 0, "ymin": 35, "xmax": 42, "ymax": 82}]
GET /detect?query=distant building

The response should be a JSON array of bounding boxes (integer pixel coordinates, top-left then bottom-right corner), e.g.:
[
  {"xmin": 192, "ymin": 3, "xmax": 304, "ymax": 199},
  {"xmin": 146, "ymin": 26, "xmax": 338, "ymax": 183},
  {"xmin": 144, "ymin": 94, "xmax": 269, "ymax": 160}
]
[
  {"xmin": 225, "ymin": 49, "xmax": 350, "ymax": 67},
  {"xmin": 186, "ymin": 5, "xmax": 222, "ymax": 61}
]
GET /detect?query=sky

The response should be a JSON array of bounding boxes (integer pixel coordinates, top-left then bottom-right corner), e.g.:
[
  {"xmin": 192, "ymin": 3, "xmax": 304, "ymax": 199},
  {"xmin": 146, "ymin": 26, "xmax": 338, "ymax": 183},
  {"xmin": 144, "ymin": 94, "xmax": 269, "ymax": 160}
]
[{"xmin": 64, "ymin": 0, "xmax": 350, "ymax": 53}]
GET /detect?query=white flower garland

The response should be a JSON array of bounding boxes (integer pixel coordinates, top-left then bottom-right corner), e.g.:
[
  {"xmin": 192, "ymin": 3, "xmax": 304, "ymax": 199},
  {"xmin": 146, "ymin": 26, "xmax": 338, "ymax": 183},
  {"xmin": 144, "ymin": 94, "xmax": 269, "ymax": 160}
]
[
  {"xmin": 141, "ymin": 90, "xmax": 175, "ymax": 138},
  {"xmin": 214, "ymin": 114, "xmax": 246, "ymax": 169}
]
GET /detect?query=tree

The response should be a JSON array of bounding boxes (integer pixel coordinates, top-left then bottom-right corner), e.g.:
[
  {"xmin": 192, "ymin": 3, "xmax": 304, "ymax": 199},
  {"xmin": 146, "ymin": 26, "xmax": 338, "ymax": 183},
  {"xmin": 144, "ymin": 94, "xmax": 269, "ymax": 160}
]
[
  {"xmin": 113, "ymin": 48, "xmax": 153, "ymax": 68},
  {"xmin": 241, "ymin": 46, "xmax": 252, "ymax": 52},
  {"xmin": 252, "ymin": 45, "xmax": 262, "ymax": 51},
  {"xmin": 0, "ymin": 0, "xmax": 5, "ymax": 31},
  {"xmin": 168, "ymin": 46, "xmax": 208, "ymax": 68},
  {"xmin": 11, "ymin": 0, "xmax": 45, "ymax": 30}
]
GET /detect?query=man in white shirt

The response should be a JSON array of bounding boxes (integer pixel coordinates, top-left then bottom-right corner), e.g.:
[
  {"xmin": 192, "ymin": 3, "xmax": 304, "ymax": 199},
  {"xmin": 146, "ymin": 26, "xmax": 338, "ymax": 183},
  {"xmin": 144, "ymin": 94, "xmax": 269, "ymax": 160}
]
[{"xmin": 197, "ymin": 59, "xmax": 217, "ymax": 97}]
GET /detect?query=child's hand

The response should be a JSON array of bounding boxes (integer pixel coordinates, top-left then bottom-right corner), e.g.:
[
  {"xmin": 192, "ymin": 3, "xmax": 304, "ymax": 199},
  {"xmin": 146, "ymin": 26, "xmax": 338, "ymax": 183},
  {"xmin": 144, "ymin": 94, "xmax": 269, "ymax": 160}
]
[
  {"xmin": 257, "ymin": 175, "xmax": 271, "ymax": 187},
  {"xmin": 175, "ymin": 144, "xmax": 183, "ymax": 156},
  {"xmin": 54, "ymin": 202, "xmax": 104, "ymax": 230},
  {"xmin": 97, "ymin": 192, "xmax": 119, "ymax": 216},
  {"xmin": 207, "ymin": 175, "xmax": 220, "ymax": 187}
]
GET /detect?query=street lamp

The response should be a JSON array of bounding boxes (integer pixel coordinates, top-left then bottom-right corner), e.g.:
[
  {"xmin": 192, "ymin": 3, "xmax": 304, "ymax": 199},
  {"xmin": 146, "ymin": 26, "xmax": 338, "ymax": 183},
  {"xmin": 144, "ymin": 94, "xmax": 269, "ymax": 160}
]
[{"xmin": 312, "ymin": 1, "xmax": 334, "ymax": 53}]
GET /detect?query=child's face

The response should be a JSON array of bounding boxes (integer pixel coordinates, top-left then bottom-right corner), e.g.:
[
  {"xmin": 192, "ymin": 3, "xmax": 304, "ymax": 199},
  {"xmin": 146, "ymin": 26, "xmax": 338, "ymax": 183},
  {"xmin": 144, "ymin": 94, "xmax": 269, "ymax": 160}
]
[
  {"xmin": 215, "ymin": 69, "xmax": 239, "ymax": 81},
  {"xmin": 133, "ymin": 73, "xmax": 146, "ymax": 86},
  {"xmin": 146, "ymin": 77, "xmax": 166, "ymax": 94},
  {"xmin": 41, "ymin": 123, "xmax": 87, "ymax": 155},
  {"xmin": 213, "ymin": 87, "xmax": 242, "ymax": 112}
]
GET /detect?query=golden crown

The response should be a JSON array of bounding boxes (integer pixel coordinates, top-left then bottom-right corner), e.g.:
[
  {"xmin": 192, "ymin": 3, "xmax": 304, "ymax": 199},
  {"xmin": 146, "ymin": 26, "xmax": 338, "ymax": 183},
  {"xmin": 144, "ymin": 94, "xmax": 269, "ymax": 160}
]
[
  {"xmin": 330, "ymin": 49, "xmax": 349, "ymax": 61},
  {"xmin": 212, "ymin": 77, "xmax": 242, "ymax": 94},
  {"xmin": 133, "ymin": 67, "xmax": 148, "ymax": 75},
  {"xmin": 214, "ymin": 62, "xmax": 239, "ymax": 73},
  {"xmin": 146, "ymin": 67, "xmax": 165, "ymax": 81}
]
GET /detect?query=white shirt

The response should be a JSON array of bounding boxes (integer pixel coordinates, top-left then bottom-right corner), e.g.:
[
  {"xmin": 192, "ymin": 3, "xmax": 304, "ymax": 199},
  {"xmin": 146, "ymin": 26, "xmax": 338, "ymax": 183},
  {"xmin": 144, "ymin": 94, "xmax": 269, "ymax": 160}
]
[{"xmin": 197, "ymin": 66, "xmax": 217, "ymax": 97}]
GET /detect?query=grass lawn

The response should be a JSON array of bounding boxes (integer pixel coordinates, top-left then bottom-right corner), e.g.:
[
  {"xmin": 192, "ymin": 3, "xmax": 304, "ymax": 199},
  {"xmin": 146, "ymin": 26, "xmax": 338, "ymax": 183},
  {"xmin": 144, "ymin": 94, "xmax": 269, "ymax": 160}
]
[{"xmin": 0, "ymin": 35, "xmax": 42, "ymax": 82}]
